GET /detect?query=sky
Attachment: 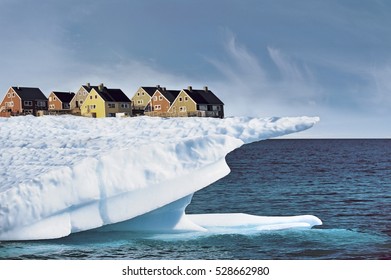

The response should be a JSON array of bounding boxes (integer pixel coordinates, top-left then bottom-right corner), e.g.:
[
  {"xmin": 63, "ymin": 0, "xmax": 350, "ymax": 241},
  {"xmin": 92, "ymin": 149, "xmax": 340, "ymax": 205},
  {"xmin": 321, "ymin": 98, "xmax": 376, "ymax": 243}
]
[{"xmin": 1, "ymin": 0, "xmax": 390, "ymax": 138}]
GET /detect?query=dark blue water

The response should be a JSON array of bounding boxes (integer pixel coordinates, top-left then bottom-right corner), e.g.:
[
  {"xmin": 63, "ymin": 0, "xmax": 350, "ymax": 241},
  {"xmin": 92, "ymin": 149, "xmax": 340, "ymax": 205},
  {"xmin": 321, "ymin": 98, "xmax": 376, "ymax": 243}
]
[{"xmin": 1, "ymin": 139, "xmax": 390, "ymax": 259}]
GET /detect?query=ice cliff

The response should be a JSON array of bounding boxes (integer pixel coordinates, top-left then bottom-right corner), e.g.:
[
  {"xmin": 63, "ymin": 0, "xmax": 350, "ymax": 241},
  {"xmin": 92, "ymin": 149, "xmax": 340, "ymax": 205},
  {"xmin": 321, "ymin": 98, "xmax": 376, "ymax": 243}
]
[{"xmin": 0, "ymin": 116, "xmax": 321, "ymax": 240}]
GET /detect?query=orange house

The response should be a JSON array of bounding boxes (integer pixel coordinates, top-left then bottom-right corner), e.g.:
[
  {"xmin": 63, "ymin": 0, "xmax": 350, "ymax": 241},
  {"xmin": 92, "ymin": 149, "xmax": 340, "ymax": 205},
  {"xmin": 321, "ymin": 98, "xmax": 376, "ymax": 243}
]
[
  {"xmin": 147, "ymin": 88, "xmax": 180, "ymax": 116},
  {"xmin": 48, "ymin": 91, "xmax": 75, "ymax": 111},
  {"xmin": 0, "ymin": 87, "xmax": 48, "ymax": 117}
]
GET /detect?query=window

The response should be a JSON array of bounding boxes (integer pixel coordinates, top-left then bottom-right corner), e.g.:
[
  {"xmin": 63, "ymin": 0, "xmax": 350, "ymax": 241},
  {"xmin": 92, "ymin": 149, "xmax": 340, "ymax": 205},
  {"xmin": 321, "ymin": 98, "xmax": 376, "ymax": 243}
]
[
  {"xmin": 37, "ymin": 101, "xmax": 46, "ymax": 107},
  {"xmin": 137, "ymin": 100, "xmax": 143, "ymax": 105},
  {"xmin": 159, "ymin": 96, "xmax": 163, "ymax": 101},
  {"xmin": 53, "ymin": 97, "xmax": 56, "ymax": 101},
  {"xmin": 5, "ymin": 101, "xmax": 13, "ymax": 107},
  {"xmin": 199, "ymin": 105, "xmax": 207, "ymax": 111},
  {"xmin": 24, "ymin": 101, "xmax": 33, "ymax": 106},
  {"xmin": 90, "ymin": 105, "xmax": 96, "ymax": 109},
  {"xmin": 154, "ymin": 105, "xmax": 161, "ymax": 110},
  {"xmin": 49, "ymin": 97, "xmax": 52, "ymax": 102},
  {"xmin": 179, "ymin": 106, "xmax": 187, "ymax": 112},
  {"xmin": 179, "ymin": 97, "xmax": 183, "ymax": 102},
  {"xmin": 7, "ymin": 93, "xmax": 11, "ymax": 98},
  {"xmin": 80, "ymin": 100, "xmax": 83, "ymax": 104},
  {"xmin": 185, "ymin": 97, "xmax": 188, "ymax": 102},
  {"xmin": 121, "ymin": 103, "xmax": 129, "ymax": 108},
  {"xmin": 90, "ymin": 96, "xmax": 92, "ymax": 99},
  {"xmin": 23, "ymin": 109, "xmax": 33, "ymax": 115},
  {"xmin": 142, "ymin": 92, "xmax": 145, "ymax": 96},
  {"xmin": 108, "ymin": 103, "xmax": 115, "ymax": 108},
  {"xmin": 95, "ymin": 95, "xmax": 97, "ymax": 99},
  {"xmin": 49, "ymin": 104, "xmax": 55, "ymax": 109},
  {"xmin": 137, "ymin": 93, "xmax": 140, "ymax": 96},
  {"xmin": 153, "ymin": 96, "xmax": 157, "ymax": 101}
]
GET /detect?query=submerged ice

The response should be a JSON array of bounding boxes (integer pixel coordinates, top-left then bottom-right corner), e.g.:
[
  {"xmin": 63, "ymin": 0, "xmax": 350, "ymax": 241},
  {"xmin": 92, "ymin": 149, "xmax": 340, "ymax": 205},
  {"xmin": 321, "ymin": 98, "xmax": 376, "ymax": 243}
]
[{"xmin": 0, "ymin": 115, "xmax": 320, "ymax": 240}]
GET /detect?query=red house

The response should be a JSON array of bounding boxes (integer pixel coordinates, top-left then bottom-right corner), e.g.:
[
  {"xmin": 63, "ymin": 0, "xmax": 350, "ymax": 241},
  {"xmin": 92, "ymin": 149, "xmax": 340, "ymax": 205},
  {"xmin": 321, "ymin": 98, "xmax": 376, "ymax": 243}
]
[
  {"xmin": 48, "ymin": 91, "xmax": 75, "ymax": 112},
  {"xmin": 0, "ymin": 87, "xmax": 48, "ymax": 117}
]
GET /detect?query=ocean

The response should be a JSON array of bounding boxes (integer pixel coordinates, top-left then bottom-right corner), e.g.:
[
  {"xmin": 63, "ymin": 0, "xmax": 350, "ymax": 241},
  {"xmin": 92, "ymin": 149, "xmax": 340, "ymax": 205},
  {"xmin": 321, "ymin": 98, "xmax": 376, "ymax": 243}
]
[{"xmin": 1, "ymin": 139, "xmax": 390, "ymax": 259}]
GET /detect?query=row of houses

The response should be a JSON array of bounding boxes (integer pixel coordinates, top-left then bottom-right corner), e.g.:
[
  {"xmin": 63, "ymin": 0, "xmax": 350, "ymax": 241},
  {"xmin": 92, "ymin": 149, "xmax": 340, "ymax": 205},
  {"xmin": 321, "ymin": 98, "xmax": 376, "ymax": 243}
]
[{"xmin": 0, "ymin": 84, "xmax": 224, "ymax": 118}]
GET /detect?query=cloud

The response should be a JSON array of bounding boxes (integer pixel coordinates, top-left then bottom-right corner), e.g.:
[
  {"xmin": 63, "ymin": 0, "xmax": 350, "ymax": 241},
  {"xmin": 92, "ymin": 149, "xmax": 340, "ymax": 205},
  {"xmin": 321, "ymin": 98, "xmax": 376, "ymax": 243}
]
[
  {"xmin": 368, "ymin": 65, "xmax": 391, "ymax": 113},
  {"xmin": 206, "ymin": 33, "xmax": 321, "ymax": 117}
]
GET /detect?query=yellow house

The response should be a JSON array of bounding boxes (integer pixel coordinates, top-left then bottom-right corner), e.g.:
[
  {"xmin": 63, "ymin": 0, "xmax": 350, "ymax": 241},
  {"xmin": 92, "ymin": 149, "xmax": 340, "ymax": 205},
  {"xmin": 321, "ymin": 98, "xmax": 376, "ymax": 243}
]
[
  {"xmin": 70, "ymin": 83, "xmax": 100, "ymax": 110},
  {"xmin": 168, "ymin": 86, "xmax": 224, "ymax": 118},
  {"xmin": 131, "ymin": 85, "xmax": 163, "ymax": 115},
  {"xmin": 80, "ymin": 84, "xmax": 132, "ymax": 118}
]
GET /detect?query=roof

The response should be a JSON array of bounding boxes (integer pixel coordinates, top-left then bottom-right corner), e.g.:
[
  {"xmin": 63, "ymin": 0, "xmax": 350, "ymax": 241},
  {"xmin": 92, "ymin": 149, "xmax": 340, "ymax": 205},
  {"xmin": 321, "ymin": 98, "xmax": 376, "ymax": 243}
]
[
  {"xmin": 52, "ymin": 91, "xmax": 75, "ymax": 103},
  {"xmin": 95, "ymin": 87, "xmax": 131, "ymax": 102},
  {"xmin": 11, "ymin": 87, "xmax": 47, "ymax": 100},
  {"xmin": 158, "ymin": 89, "xmax": 180, "ymax": 103},
  {"xmin": 82, "ymin": 85, "xmax": 100, "ymax": 93},
  {"xmin": 140, "ymin": 86, "xmax": 161, "ymax": 96},
  {"xmin": 183, "ymin": 89, "xmax": 224, "ymax": 105}
]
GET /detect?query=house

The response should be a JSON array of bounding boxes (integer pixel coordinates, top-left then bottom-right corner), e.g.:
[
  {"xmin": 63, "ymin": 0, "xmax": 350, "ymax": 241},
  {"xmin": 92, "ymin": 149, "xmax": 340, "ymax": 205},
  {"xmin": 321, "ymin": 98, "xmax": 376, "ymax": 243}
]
[
  {"xmin": 168, "ymin": 86, "xmax": 224, "ymax": 118},
  {"xmin": 131, "ymin": 85, "xmax": 163, "ymax": 115},
  {"xmin": 0, "ymin": 86, "xmax": 48, "ymax": 117},
  {"xmin": 146, "ymin": 88, "xmax": 180, "ymax": 117},
  {"xmin": 80, "ymin": 83, "xmax": 132, "ymax": 118},
  {"xmin": 48, "ymin": 91, "xmax": 75, "ymax": 112},
  {"xmin": 70, "ymin": 83, "xmax": 99, "ymax": 111}
]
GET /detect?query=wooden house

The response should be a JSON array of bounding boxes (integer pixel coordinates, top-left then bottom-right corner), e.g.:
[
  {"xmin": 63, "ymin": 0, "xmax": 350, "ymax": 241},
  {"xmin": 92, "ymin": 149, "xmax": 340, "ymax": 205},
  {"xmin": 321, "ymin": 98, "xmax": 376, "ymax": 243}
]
[
  {"xmin": 0, "ymin": 87, "xmax": 48, "ymax": 117},
  {"xmin": 131, "ymin": 85, "xmax": 163, "ymax": 115},
  {"xmin": 80, "ymin": 83, "xmax": 132, "ymax": 118},
  {"xmin": 168, "ymin": 86, "xmax": 224, "ymax": 118},
  {"xmin": 146, "ymin": 88, "xmax": 180, "ymax": 117},
  {"xmin": 48, "ymin": 91, "xmax": 75, "ymax": 112}
]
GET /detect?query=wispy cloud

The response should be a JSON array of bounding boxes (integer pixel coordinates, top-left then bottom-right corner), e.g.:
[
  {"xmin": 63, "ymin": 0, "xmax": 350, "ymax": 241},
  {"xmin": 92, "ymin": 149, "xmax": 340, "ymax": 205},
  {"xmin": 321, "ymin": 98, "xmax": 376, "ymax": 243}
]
[{"xmin": 206, "ymin": 33, "xmax": 321, "ymax": 117}]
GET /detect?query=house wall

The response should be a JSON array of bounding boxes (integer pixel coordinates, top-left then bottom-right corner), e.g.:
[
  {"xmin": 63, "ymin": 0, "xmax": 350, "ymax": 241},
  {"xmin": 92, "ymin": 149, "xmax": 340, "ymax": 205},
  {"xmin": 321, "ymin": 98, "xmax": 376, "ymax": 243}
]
[
  {"xmin": 0, "ymin": 88, "xmax": 22, "ymax": 117},
  {"xmin": 104, "ymin": 102, "xmax": 132, "ymax": 117},
  {"xmin": 150, "ymin": 91, "xmax": 170, "ymax": 113},
  {"xmin": 131, "ymin": 88, "xmax": 152, "ymax": 111},
  {"xmin": 48, "ymin": 92, "xmax": 63, "ymax": 110},
  {"xmin": 169, "ymin": 90, "xmax": 196, "ymax": 115},
  {"xmin": 80, "ymin": 90, "xmax": 106, "ymax": 118},
  {"xmin": 71, "ymin": 86, "xmax": 89, "ymax": 109}
]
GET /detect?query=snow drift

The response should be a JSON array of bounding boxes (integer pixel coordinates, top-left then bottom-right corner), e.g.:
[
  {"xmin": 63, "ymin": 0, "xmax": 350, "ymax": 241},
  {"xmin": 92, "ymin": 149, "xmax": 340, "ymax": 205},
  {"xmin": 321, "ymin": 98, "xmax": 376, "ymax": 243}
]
[{"xmin": 0, "ymin": 115, "xmax": 320, "ymax": 240}]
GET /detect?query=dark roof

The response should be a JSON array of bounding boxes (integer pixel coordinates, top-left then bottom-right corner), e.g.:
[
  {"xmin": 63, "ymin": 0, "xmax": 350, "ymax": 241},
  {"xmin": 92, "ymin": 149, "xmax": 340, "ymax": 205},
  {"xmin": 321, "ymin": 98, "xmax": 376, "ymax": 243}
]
[
  {"xmin": 183, "ymin": 89, "xmax": 224, "ymax": 105},
  {"xmin": 82, "ymin": 85, "xmax": 100, "ymax": 93},
  {"xmin": 12, "ymin": 87, "xmax": 47, "ymax": 100},
  {"xmin": 159, "ymin": 89, "xmax": 180, "ymax": 103},
  {"xmin": 141, "ymin": 86, "xmax": 160, "ymax": 96},
  {"xmin": 96, "ymin": 87, "xmax": 131, "ymax": 102},
  {"xmin": 52, "ymin": 91, "xmax": 75, "ymax": 103}
]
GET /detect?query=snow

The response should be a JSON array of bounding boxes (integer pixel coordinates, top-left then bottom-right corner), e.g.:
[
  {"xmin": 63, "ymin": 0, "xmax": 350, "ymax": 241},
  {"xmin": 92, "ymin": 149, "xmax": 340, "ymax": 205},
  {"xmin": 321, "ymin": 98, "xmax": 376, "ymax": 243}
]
[{"xmin": 0, "ymin": 115, "xmax": 320, "ymax": 240}]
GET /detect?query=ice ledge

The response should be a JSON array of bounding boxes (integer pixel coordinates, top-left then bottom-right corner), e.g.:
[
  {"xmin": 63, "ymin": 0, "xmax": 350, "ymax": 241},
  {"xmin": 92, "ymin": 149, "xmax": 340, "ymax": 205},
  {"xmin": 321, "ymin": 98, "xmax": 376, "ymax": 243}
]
[{"xmin": 0, "ymin": 116, "xmax": 320, "ymax": 240}]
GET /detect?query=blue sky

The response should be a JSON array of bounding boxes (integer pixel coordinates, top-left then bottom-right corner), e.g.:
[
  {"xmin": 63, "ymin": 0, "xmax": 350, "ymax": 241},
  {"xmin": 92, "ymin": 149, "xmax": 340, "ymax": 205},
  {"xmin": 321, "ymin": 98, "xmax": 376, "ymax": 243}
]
[{"xmin": 1, "ymin": 0, "xmax": 390, "ymax": 137}]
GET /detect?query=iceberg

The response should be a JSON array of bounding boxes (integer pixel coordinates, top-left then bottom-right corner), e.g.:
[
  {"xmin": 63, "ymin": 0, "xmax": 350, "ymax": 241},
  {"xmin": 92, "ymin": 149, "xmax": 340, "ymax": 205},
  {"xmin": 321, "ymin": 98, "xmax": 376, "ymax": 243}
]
[{"xmin": 0, "ymin": 115, "xmax": 320, "ymax": 240}]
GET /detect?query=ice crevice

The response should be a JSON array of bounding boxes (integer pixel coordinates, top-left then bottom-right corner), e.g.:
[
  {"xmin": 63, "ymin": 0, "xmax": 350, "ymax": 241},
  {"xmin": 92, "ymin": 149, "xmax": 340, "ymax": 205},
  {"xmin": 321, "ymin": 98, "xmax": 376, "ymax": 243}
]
[{"xmin": 0, "ymin": 116, "xmax": 321, "ymax": 240}]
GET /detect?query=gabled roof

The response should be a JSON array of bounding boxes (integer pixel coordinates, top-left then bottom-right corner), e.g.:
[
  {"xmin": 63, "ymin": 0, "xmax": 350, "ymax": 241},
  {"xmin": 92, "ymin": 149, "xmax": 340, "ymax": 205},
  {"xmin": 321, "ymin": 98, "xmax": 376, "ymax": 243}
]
[
  {"xmin": 81, "ymin": 84, "xmax": 100, "ymax": 93},
  {"xmin": 52, "ymin": 91, "xmax": 75, "ymax": 103},
  {"xmin": 94, "ymin": 87, "xmax": 131, "ymax": 102},
  {"xmin": 140, "ymin": 86, "xmax": 161, "ymax": 97},
  {"xmin": 11, "ymin": 87, "xmax": 47, "ymax": 100},
  {"xmin": 183, "ymin": 88, "xmax": 224, "ymax": 105},
  {"xmin": 158, "ymin": 89, "xmax": 180, "ymax": 103}
]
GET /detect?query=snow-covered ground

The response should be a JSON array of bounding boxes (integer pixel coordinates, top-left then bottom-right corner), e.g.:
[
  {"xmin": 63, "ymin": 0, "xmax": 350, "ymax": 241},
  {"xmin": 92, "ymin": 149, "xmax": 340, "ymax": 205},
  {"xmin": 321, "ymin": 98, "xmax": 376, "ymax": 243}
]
[{"xmin": 0, "ymin": 115, "xmax": 320, "ymax": 240}]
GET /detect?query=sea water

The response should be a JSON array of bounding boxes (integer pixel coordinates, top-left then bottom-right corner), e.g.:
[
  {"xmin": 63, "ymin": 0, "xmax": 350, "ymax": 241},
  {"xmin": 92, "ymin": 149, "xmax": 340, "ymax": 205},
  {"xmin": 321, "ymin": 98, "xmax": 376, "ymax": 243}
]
[{"xmin": 0, "ymin": 139, "xmax": 390, "ymax": 259}]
